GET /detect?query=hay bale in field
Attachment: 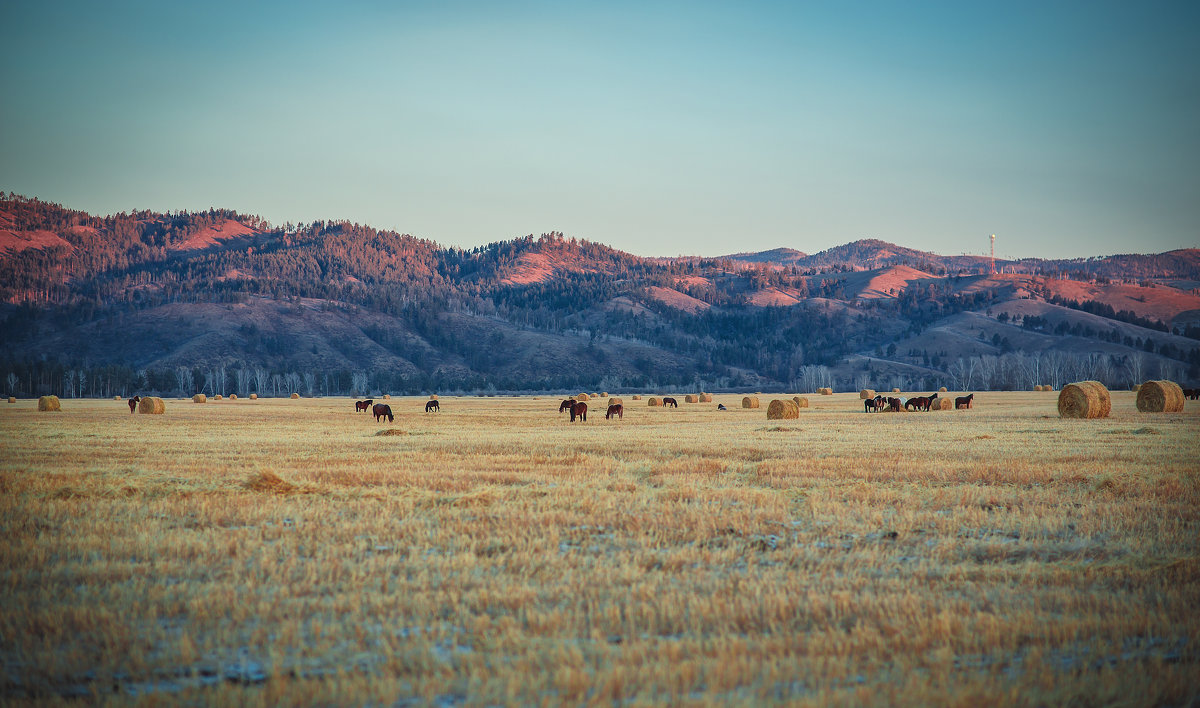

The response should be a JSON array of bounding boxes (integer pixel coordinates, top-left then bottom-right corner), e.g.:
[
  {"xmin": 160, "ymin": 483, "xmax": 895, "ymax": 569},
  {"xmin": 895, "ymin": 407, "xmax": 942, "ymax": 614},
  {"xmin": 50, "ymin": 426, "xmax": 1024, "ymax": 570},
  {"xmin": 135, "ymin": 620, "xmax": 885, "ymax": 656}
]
[
  {"xmin": 647, "ymin": 397, "xmax": 662, "ymax": 406},
  {"xmin": 817, "ymin": 387, "xmax": 833, "ymax": 396},
  {"xmin": 930, "ymin": 397, "xmax": 952, "ymax": 411},
  {"xmin": 607, "ymin": 397, "xmax": 622, "ymax": 407},
  {"xmin": 383, "ymin": 394, "xmax": 391, "ymax": 400},
  {"xmin": 114, "ymin": 395, "xmax": 122, "ymax": 401},
  {"xmin": 892, "ymin": 388, "xmax": 901, "ymax": 393},
  {"xmin": 592, "ymin": 393, "xmax": 600, "ymax": 398},
  {"xmin": 577, "ymin": 393, "xmax": 590, "ymax": 401},
  {"xmin": 1136, "ymin": 380, "xmax": 1185, "ymax": 413},
  {"xmin": 249, "ymin": 393, "xmax": 258, "ymax": 400},
  {"xmin": 1057, "ymin": 381, "xmax": 1111, "ymax": 419},
  {"xmin": 685, "ymin": 394, "xmax": 699, "ymax": 403},
  {"xmin": 7, "ymin": 397, "xmax": 15, "ymax": 404},
  {"xmin": 767, "ymin": 399, "xmax": 800, "ymax": 419},
  {"xmin": 700, "ymin": 393, "xmax": 713, "ymax": 402},
  {"xmin": 214, "ymin": 394, "xmax": 223, "ymax": 400},
  {"xmin": 793, "ymin": 396, "xmax": 809, "ymax": 408},
  {"xmin": 632, "ymin": 395, "xmax": 642, "ymax": 400},
  {"xmin": 1130, "ymin": 384, "xmax": 1139, "ymax": 392},
  {"xmin": 742, "ymin": 396, "xmax": 760, "ymax": 409},
  {"xmin": 138, "ymin": 397, "xmax": 165, "ymax": 414},
  {"xmin": 229, "ymin": 394, "xmax": 237, "ymax": 400},
  {"xmin": 938, "ymin": 386, "xmax": 948, "ymax": 392},
  {"xmin": 859, "ymin": 389, "xmax": 876, "ymax": 400},
  {"xmin": 290, "ymin": 392, "xmax": 300, "ymax": 399},
  {"xmin": 429, "ymin": 394, "xmax": 438, "ymax": 400},
  {"xmin": 601, "ymin": 392, "xmax": 609, "ymax": 397},
  {"xmin": 38, "ymin": 395, "xmax": 61, "ymax": 411},
  {"xmin": 192, "ymin": 394, "xmax": 206, "ymax": 403}
]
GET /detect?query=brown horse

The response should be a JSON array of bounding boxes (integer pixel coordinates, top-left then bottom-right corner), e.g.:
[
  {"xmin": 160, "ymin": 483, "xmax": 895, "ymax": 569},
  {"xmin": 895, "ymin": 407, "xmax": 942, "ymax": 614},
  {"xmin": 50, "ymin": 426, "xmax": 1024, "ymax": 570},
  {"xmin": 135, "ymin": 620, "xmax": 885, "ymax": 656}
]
[
  {"xmin": 372, "ymin": 403, "xmax": 394, "ymax": 422},
  {"xmin": 606, "ymin": 403, "xmax": 623, "ymax": 419},
  {"xmin": 559, "ymin": 399, "xmax": 576, "ymax": 413},
  {"xmin": 570, "ymin": 401, "xmax": 587, "ymax": 422},
  {"xmin": 426, "ymin": 400, "xmax": 440, "ymax": 412},
  {"xmin": 955, "ymin": 393, "xmax": 974, "ymax": 409},
  {"xmin": 662, "ymin": 397, "xmax": 678, "ymax": 408},
  {"xmin": 887, "ymin": 397, "xmax": 902, "ymax": 412},
  {"xmin": 905, "ymin": 393, "xmax": 938, "ymax": 412},
  {"xmin": 864, "ymin": 395, "xmax": 883, "ymax": 413},
  {"xmin": 355, "ymin": 399, "xmax": 374, "ymax": 413},
  {"xmin": 128, "ymin": 395, "xmax": 140, "ymax": 414}
]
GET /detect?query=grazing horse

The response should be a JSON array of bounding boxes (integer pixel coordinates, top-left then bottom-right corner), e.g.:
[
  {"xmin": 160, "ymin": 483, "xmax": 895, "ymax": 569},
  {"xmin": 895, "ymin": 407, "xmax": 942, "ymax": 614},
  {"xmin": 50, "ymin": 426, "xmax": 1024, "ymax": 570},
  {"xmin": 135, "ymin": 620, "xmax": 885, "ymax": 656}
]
[
  {"xmin": 426, "ymin": 400, "xmax": 440, "ymax": 413},
  {"xmin": 569, "ymin": 401, "xmax": 587, "ymax": 422},
  {"xmin": 606, "ymin": 403, "xmax": 623, "ymax": 420},
  {"xmin": 372, "ymin": 403, "xmax": 394, "ymax": 422},
  {"xmin": 128, "ymin": 395, "xmax": 140, "ymax": 414},
  {"xmin": 905, "ymin": 393, "xmax": 938, "ymax": 412},
  {"xmin": 355, "ymin": 399, "xmax": 374, "ymax": 413},
  {"xmin": 864, "ymin": 395, "xmax": 883, "ymax": 413},
  {"xmin": 887, "ymin": 397, "xmax": 902, "ymax": 412},
  {"xmin": 662, "ymin": 397, "xmax": 678, "ymax": 408},
  {"xmin": 955, "ymin": 393, "xmax": 974, "ymax": 410},
  {"xmin": 559, "ymin": 399, "xmax": 576, "ymax": 413}
]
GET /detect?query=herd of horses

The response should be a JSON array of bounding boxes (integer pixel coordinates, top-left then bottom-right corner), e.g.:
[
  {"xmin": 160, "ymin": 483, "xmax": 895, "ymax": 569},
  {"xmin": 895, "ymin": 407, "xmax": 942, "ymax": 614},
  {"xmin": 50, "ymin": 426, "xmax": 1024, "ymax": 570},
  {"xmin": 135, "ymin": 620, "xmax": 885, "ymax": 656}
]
[
  {"xmin": 353, "ymin": 398, "xmax": 440, "ymax": 422},
  {"xmin": 1185, "ymin": 388, "xmax": 1200, "ymax": 400},
  {"xmin": 864, "ymin": 392, "xmax": 974, "ymax": 413}
]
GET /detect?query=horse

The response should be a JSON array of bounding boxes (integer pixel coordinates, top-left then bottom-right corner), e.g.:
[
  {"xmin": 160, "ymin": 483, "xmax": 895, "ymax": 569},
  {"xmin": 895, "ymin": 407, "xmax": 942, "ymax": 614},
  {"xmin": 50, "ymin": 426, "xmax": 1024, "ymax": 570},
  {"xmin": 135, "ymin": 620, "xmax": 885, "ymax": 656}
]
[
  {"xmin": 426, "ymin": 400, "xmax": 440, "ymax": 413},
  {"xmin": 905, "ymin": 394, "xmax": 938, "ymax": 412},
  {"xmin": 923, "ymin": 393, "xmax": 939, "ymax": 411},
  {"xmin": 372, "ymin": 403, "xmax": 394, "ymax": 422},
  {"xmin": 569, "ymin": 401, "xmax": 587, "ymax": 422},
  {"xmin": 887, "ymin": 397, "xmax": 902, "ymax": 412},
  {"xmin": 662, "ymin": 397, "xmax": 678, "ymax": 408},
  {"xmin": 955, "ymin": 393, "xmax": 974, "ymax": 410},
  {"xmin": 128, "ymin": 395, "xmax": 140, "ymax": 414},
  {"xmin": 559, "ymin": 399, "xmax": 576, "ymax": 413},
  {"xmin": 717, "ymin": 404, "xmax": 727, "ymax": 411},
  {"xmin": 864, "ymin": 396, "xmax": 883, "ymax": 413},
  {"xmin": 606, "ymin": 403, "xmax": 623, "ymax": 419},
  {"xmin": 355, "ymin": 399, "xmax": 373, "ymax": 413}
]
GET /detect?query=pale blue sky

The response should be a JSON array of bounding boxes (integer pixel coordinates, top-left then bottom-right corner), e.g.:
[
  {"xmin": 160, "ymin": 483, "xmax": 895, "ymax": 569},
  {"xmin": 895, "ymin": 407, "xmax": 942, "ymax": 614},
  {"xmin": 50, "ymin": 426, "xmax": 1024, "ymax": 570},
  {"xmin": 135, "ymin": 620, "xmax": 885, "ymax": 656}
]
[{"xmin": 1, "ymin": 1, "xmax": 1197, "ymax": 259}]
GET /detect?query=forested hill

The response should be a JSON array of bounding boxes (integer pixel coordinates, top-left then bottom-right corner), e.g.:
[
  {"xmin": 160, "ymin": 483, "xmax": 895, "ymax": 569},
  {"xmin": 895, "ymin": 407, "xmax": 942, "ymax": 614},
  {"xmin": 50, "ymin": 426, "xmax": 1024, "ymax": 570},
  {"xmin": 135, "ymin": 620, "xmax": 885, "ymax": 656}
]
[{"xmin": 2, "ymin": 193, "xmax": 1199, "ymax": 398}]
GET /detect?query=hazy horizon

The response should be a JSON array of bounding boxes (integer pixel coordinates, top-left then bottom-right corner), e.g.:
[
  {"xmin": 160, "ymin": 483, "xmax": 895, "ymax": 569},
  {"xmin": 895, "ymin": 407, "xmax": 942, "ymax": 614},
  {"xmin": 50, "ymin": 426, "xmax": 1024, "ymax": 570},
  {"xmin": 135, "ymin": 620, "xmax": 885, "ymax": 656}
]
[{"xmin": 2, "ymin": 1, "xmax": 1197, "ymax": 261}]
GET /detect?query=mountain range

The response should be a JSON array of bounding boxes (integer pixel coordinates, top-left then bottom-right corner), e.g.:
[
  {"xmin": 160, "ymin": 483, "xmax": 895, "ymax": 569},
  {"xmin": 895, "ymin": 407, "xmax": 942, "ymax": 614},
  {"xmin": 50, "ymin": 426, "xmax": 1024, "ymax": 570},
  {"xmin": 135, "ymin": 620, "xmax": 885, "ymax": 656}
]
[{"xmin": 2, "ymin": 193, "xmax": 1198, "ymax": 397}]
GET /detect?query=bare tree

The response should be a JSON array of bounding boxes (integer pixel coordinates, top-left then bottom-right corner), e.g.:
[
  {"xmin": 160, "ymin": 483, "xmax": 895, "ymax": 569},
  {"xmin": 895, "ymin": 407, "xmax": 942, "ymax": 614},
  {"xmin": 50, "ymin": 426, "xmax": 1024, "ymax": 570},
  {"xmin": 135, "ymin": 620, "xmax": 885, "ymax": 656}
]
[
  {"xmin": 1126, "ymin": 352, "xmax": 1146, "ymax": 387},
  {"xmin": 254, "ymin": 368, "xmax": 269, "ymax": 397},
  {"xmin": 303, "ymin": 372, "xmax": 316, "ymax": 397},
  {"xmin": 5, "ymin": 372, "xmax": 17, "ymax": 396},
  {"xmin": 351, "ymin": 372, "xmax": 369, "ymax": 396},
  {"xmin": 284, "ymin": 372, "xmax": 301, "ymax": 395},
  {"xmin": 271, "ymin": 374, "xmax": 282, "ymax": 397},
  {"xmin": 235, "ymin": 368, "xmax": 251, "ymax": 397},
  {"xmin": 64, "ymin": 370, "xmax": 77, "ymax": 398}
]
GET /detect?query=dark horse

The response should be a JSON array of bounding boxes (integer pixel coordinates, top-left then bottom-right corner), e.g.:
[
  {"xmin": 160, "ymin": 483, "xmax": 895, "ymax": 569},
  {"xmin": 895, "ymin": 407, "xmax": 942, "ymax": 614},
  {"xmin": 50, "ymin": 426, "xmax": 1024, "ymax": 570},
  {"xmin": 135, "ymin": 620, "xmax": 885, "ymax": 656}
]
[
  {"xmin": 955, "ymin": 393, "xmax": 974, "ymax": 410},
  {"xmin": 606, "ymin": 403, "xmax": 623, "ymax": 420},
  {"xmin": 128, "ymin": 395, "xmax": 140, "ymax": 414},
  {"xmin": 864, "ymin": 395, "xmax": 883, "ymax": 413},
  {"xmin": 905, "ymin": 393, "xmax": 938, "ymax": 412},
  {"xmin": 355, "ymin": 399, "xmax": 374, "ymax": 413},
  {"xmin": 372, "ymin": 403, "xmax": 394, "ymax": 422},
  {"xmin": 662, "ymin": 397, "xmax": 678, "ymax": 408},
  {"xmin": 559, "ymin": 399, "xmax": 576, "ymax": 413},
  {"xmin": 887, "ymin": 397, "xmax": 902, "ymax": 412},
  {"xmin": 570, "ymin": 401, "xmax": 587, "ymax": 422},
  {"xmin": 426, "ymin": 400, "xmax": 440, "ymax": 413}
]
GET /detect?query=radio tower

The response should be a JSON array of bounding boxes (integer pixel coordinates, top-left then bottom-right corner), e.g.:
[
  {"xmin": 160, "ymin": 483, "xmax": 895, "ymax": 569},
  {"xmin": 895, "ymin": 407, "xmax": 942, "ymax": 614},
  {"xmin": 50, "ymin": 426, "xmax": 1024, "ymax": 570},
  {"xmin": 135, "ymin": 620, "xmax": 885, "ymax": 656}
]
[{"xmin": 989, "ymin": 234, "xmax": 996, "ymax": 275}]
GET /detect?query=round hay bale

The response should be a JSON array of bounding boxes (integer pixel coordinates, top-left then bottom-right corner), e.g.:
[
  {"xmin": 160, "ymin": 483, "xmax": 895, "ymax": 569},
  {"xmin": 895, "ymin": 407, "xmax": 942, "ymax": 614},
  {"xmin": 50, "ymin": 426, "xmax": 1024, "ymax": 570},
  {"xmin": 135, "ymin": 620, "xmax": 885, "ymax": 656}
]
[
  {"xmin": 249, "ymin": 393, "xmax": 258, "ymax": 400},
  {"xmin": 138, "ymin": 396, "xmax": 165, "ymax": 414},
  {"xmin": 930, "ymin": 397, "xmax": 952, "ymax": 411},
  {"xmin": 793, "ymin": 396, "xmax": 809, "ymax": 408},
  {"xmin": 938, "ymin": 386, "xmax": 948, "ymax": 393},
  {"xmin": 7, "ymin": 396, "xmax": 15, "ymax": 404},
  {"xmin": 214, "ymin": 394, "xmax": 223, "ymax": 400},
  {"xmin": 647, "ymin": 397, "xmax": 662, "ymax": 406},
  {"xmin": 892, "ymin": 388, "xmax": 901, "ymax": 393},
  {"xmin": 741, "ymin": 396, "xmax": 760, "ymax": 409},
  {"xmin": 290, "ymin": 392, "xmax": 300, "ymax": 399},
  {"xmin": 429, "ymin": 394, "xmax": 438, "ymax": 400},
  {"xmin": 607, "ymin": 397, "xmax": 623, "ymax": 407},
  {"xmin": 37, "ymin": 395, "xmax": 61, "ymax": 412},
  {"xmin": 601, "ymin": 392, "xmax": 609, "ymax": 397},
  {"xmin": 577, "ymin": 393, "xmax": 590, "ymax": 401},
  {"xmin": 192, "ymin": 394, "xmax": 206, "ymax": 403},
  {"xmin": 1136, "ymin": 380, "xmax": 1185, "ymax": 413},
  {"xmin": 229, "ymin": 394, "xmax": 238, "ymax": 400},
  {"xmin": 818, "ymin": 387, "xmax": 833, "ymax": 396},
  {"xmin": 632, "ymin": 395, "xmax": 642, "ymax": 400},
  {"xmin": 592, "ymin": 393, "xmax": 600, "ymax": 398},
  {"xmin": 700, "ymin": 393, "xmax": 713, "ymax": 402},
  {"xmin": 684, "ymin": 394, "xmax": 699, "ymax": 403},
  {"xmin": 383, "ymin": 394, "xmax": 391, "ymax": 400},
  {"xmin": 859, "ymin": 389, "xmax": 876, "ymax": 400},
  {"xmin": 1057, "ymin": 381, "xmax": 1111, "ymax": 419},
  {"xmin": 114, "ymin": 395, "xmax": 122, "ymax": 401},
  {"xmin": 767, "ymin": 399, "xmax": 800, "ymax": 419}
]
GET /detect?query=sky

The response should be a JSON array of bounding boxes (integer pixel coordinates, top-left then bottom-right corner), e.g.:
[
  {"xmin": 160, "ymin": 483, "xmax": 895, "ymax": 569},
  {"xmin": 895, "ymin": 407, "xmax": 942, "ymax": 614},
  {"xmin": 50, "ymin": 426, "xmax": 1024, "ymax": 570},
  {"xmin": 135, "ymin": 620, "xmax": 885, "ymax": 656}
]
[{"xmin": 1, "ymin": 1, "xmax": 1197, "ymax": 260}]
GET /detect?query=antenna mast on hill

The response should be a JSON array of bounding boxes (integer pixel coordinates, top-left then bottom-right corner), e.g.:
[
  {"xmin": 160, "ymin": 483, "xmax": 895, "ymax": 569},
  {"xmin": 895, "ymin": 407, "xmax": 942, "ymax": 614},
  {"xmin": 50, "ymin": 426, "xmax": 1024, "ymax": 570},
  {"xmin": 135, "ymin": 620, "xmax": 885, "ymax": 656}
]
[{"xmin": 989, "ymin": 234, "xmax": 996, "ymax": 275}]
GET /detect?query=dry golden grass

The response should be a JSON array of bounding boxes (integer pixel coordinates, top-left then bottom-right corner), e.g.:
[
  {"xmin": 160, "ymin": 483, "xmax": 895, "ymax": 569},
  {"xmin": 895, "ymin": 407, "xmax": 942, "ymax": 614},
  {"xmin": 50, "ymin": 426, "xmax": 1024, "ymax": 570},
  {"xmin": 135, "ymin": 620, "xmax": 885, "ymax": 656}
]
[{"xmin": 1, "ymin": 392, "xmax": 1197, "ymax": 705}]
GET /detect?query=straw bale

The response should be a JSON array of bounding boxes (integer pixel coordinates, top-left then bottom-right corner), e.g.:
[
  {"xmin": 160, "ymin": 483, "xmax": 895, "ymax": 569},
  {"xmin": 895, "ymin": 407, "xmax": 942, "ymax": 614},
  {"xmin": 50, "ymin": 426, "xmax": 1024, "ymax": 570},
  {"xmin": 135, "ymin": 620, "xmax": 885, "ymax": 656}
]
[
  {"xmin": 1136, "ymin": 380, "xmax": 1184, "ymax": 413},
  {"xmin": 38, "ymin": 395, "xmax": 61, "ymax": 411},
  {"xmin": 1057, "ymin": 381, "xmax": 1111, "ymax": 419},
  {"xmin": 766, "ymin": 399, "xmax": 799, "ymax": 419}
]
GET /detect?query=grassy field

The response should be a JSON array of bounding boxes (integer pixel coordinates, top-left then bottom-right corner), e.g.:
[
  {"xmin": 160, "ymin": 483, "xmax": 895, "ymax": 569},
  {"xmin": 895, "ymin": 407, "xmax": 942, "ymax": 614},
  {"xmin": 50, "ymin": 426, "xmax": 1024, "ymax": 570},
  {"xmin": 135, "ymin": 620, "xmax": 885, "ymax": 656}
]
[{"xmin": 1, "ymin": 391, "xmax": 1197, "ymax": 706}]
